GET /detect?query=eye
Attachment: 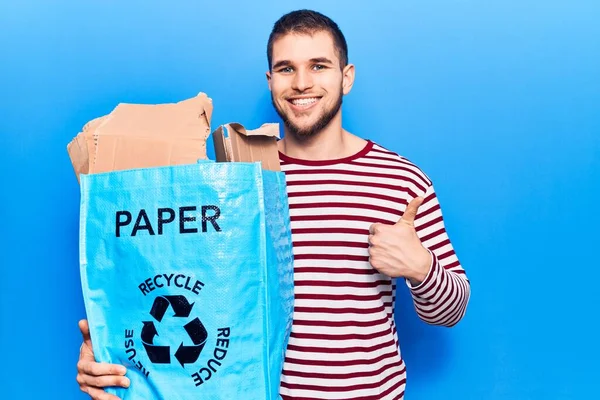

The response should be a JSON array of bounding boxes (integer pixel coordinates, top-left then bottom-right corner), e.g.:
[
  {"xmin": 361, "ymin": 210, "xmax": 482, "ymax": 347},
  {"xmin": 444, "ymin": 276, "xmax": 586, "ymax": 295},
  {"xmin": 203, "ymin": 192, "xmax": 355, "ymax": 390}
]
[
  {"xmin": 312, "ymin": 64, "xmax": 326, "ymax": 71},
  {"xmin": 278, "ymin": 66, "xmax": 294, "ymax": 73}
]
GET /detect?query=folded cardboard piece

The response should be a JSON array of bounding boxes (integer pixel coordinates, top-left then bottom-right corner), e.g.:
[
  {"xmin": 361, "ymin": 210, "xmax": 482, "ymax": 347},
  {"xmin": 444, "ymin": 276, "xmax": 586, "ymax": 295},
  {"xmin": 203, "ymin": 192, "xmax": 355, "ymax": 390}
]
[
  {"xmin": 213, "ymin": 122, "xmax": 280, "ymax": 172},
  {"xmin": 67, "ymin": 93, "xmax": 281, "ymax": 181}
]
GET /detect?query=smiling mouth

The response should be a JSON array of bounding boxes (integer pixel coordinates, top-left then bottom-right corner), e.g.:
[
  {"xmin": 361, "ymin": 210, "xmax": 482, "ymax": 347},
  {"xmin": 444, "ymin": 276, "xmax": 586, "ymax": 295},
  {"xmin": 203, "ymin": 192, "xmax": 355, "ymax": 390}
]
[{"xmin": 287, "ymin": 97, "xmax": 321, "ymax": 109}]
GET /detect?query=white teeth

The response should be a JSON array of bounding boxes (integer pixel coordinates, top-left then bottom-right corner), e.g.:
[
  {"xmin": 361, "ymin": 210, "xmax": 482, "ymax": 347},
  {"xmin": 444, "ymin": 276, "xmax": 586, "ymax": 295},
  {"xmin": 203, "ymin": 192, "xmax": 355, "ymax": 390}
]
[{"xmin": 291, "ymin": 97, "xmax": 319, "ymax": 106}]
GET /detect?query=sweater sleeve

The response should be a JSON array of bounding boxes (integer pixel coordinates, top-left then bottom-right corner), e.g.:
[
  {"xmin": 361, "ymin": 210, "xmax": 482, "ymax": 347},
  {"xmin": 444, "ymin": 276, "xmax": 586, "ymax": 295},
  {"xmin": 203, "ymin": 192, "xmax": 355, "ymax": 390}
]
[{"xmin": 405, "ymin": 183, "xmax": 471, "ymax": 327}]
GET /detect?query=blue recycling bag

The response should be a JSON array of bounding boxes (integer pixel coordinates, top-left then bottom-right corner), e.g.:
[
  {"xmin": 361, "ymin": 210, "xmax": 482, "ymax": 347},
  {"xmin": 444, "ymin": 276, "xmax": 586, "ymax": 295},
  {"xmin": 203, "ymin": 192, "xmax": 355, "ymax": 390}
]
[{"xmin": 79, "ymin": 161, "xmax": 294, "ymax": 400}]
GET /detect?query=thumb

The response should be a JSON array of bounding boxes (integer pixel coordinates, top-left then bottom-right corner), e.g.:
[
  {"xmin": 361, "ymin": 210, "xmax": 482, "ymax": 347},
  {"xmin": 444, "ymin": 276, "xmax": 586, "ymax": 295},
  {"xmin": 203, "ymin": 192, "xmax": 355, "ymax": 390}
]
[{"xmin": 398, "ymin": 196, "xmax": 424, "ymax": 226}]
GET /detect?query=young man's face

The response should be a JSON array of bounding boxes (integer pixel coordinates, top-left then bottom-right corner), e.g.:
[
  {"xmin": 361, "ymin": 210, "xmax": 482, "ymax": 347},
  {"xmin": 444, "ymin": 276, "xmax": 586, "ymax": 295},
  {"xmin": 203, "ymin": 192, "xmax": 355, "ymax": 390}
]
[{"xmin": 267, "ymin": 30, "xmax": 354, "ymax": 139}]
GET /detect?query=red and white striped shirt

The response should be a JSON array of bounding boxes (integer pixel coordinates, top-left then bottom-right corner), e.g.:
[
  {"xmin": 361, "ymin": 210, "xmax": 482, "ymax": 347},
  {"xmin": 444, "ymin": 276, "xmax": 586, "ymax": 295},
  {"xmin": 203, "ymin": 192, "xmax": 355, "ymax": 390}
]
[{"xmin": 278, "ymin": 140, "xmax": 471, "ymax": 400}]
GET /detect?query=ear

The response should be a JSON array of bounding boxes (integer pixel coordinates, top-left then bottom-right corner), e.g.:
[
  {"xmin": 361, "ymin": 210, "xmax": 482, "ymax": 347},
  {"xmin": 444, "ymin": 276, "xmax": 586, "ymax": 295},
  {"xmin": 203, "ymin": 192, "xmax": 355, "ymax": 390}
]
[
  {"xmin": 342, "ymin": 63, "xmax": 355, "ymax": 95},
  {"xmin": 266, "ymin": 70, "xmax": 272, "ymax": 91}
]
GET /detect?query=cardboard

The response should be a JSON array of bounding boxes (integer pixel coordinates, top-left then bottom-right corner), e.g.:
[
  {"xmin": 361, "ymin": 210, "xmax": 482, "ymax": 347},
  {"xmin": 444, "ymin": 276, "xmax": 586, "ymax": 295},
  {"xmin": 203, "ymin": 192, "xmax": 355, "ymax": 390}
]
[
  {"xmin": 213, "ymin": 122, "xmax": 281, "ymax": 172},
  {"xmin": 67, "ymin": 93, "xmax": 212, "ymax": 180},
  {"xmin": 82, "ymin": 115, "xmax": 108, "ymax": 173},
  {"xmin": 92, "ymin": 93, "xmax": 213, "ymax": 174},
  {"xmin": 66, "ymin": 135, "xmax": 87, "ymax": 184},
  {"xmin": 67, "ymin": 93, "xmax": 282, "ymax": 181}
]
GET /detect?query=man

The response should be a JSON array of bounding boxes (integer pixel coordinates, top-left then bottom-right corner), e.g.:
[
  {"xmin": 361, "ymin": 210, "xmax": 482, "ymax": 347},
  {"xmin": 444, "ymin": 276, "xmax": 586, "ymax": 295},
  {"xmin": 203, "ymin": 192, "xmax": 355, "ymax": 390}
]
[{"xmin": 76, "ymin": 9, "xmax": 471, "ymax": 400}]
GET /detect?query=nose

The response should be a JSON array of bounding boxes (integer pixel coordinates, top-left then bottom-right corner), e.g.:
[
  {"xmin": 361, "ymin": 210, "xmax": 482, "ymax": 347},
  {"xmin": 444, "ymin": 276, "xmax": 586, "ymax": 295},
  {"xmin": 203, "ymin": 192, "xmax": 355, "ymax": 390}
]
[{"xmin": 291, "ymin": 69, "xmax": 313, "ymax": 92}]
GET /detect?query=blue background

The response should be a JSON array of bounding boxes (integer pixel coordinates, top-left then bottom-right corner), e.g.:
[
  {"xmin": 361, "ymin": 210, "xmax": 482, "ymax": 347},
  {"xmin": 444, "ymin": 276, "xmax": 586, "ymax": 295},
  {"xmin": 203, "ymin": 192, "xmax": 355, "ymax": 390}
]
[{"xmin": 1, "ymin": 1, "xmax": 598, "ymax": 399}]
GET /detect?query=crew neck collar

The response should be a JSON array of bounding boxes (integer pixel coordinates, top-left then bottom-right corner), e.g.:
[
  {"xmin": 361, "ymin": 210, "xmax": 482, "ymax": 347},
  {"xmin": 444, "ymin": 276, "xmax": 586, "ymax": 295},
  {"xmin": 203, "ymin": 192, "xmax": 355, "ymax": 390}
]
[{"xmin": 278, "ymin": 140, "xmax": 374, "ymax": 166}]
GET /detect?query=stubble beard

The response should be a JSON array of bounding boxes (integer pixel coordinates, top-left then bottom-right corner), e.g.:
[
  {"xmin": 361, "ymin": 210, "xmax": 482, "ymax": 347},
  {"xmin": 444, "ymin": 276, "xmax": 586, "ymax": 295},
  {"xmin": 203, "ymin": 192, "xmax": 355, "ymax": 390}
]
[{"xmin": 272, "ymin": 88, "xmax": 343, "ymax": 142}]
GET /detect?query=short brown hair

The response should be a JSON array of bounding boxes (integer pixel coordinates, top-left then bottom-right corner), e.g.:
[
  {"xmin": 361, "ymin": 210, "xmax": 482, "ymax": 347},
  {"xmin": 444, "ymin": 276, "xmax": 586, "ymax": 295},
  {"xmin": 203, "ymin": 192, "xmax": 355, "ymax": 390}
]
[{"xmin": 267, "ymin": 9, "xmax": 349, "ymax": 70}]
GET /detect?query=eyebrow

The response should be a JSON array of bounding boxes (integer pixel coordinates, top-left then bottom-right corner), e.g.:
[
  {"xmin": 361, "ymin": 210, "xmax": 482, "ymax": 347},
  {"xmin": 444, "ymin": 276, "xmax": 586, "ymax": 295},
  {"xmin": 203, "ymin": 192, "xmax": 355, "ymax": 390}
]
[
  {"xmin": 272, "ymin": 60, "xmax": 292, "ymax": 70},
  {"xmin": 310, "ymin": 57, "xmax": 334, "ymax": 65},
  {"xmin": 272, "ymin": 57, "xmax": 335, "ymax": 70}
]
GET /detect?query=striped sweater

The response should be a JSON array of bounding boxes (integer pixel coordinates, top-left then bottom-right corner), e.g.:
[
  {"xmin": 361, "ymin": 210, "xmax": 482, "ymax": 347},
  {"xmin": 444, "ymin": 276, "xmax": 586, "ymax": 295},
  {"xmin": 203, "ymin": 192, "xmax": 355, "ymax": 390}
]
[{"xmin": 277, "ymin": 140, "xmax": 471, "ymax": 400}]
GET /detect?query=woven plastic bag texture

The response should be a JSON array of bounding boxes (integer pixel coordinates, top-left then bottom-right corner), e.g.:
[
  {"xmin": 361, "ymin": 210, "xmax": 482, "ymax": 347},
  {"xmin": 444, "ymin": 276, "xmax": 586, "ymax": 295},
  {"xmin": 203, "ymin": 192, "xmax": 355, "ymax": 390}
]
[{"xmin": 79, "ymin": 162, "xmax": 294, "ymax": 400}]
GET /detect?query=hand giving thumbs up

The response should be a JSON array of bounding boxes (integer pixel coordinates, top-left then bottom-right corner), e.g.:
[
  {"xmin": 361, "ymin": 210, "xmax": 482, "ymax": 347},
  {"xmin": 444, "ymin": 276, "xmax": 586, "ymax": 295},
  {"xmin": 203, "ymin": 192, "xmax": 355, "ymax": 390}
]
[{"xmin": 368, "ymin": 196, "xmax": 432, "ymax": 285}]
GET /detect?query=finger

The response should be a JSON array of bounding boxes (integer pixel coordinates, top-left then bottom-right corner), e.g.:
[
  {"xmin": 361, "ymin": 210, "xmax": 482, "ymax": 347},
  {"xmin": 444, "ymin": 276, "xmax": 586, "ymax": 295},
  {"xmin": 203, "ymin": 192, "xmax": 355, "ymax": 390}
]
[
  {"xmin": 79, "ymin": 319, "xmax": 92, "ymax": 348},
  {"xmin": 80, "ymin": 342, "xmax": 94, "ymax": 362},
  {"xmin": 369, "ymin": 253, "xmax": 380, "ymax": 270},
  {"xmin": 369, "ymin": 223, "xmax": 381, "ymax": 235},
  {"xmin": 367, "ymin": 234, "xmax": 381, "ymax": 248},
  {"xmin": 78, "ymin": 360, "xmax": 127, "ymax": 377},
  {"xmin": 79, "ymin": 373, "xmax": 130, "ymax": 389},
  {"xmin": 398, "ymin": 197, "xmax": 424, "ymax": 226},
  {"xmin": 84, "ymin": 385, "xmax": 123, "ymax": 400}
]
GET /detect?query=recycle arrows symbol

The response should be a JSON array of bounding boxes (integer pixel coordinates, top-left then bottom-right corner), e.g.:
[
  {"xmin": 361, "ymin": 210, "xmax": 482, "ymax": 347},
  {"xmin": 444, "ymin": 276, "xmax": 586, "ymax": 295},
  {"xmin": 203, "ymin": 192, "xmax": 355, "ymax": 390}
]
[
  {"xmin": 150, "ymin": 295, "xmax": 195, "ymax": 322},
  {"xmin": 174, "ymin": 317, "xmax": 208, "ymax": 367},
  {"xmin": 142, "ymin": 295, "xmax": 208, "ymax": 367},
  {"xmin": 141, "ymin": 321, "xmax": 170, "ymax": 364}
]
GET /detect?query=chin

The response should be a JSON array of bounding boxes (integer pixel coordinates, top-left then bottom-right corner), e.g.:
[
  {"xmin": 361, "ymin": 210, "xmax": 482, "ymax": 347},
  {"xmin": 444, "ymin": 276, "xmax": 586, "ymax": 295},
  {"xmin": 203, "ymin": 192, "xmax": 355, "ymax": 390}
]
[
  {"xmin": 286, "ymin": 119, "xmax": 328, "ymax": 140},
  {"xmin": 272, "ymin": 93, "xmax": 342, "ymax": 140}
]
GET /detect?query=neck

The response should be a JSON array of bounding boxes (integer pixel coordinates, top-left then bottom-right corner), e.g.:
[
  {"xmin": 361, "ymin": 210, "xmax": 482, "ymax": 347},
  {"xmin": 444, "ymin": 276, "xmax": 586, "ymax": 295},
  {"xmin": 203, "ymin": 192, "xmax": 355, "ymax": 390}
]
[{"xmin": 279, "ymin": 112, "xmax": 366, "ymax": 161}]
